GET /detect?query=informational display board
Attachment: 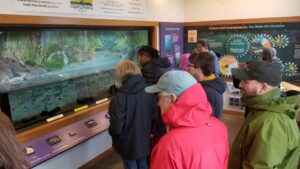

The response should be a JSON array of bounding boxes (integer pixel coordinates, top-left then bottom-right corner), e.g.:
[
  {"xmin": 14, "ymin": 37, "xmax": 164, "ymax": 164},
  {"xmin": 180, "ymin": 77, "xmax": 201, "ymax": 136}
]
[
  {"xmin": 15, "ymin": 0, "xmax": 146, "ymax": 19},
  {"xmin": 184, "ymin": 22, "xmax": 300, "ymax": 82},
  {"xmin": 159, "ymin": 23, "xmax": 184, "ymax": 69}
]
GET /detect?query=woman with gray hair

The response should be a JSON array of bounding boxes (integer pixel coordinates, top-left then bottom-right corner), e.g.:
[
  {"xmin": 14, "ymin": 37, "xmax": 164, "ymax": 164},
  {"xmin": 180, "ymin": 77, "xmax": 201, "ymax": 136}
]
[{"xmin": 108, "ymin": 60, "xmax": 157, "ymax": 169}]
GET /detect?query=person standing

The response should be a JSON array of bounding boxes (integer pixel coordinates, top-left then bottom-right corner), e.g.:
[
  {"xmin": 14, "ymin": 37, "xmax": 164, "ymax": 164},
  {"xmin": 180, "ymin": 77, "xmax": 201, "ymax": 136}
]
[
  {"xmin": 188, "ymin": 52, "xmax": 227, "ymax": 119},
  {"xmin": 229, "ymin": 60, "xmax": 300, "ymax": 169},
  {"xmin": 137, "ymin": 45, "xmax": 171, "ymax": 85},
  {"xmin": 136, "ymin": 45, "xmax": 169, "ymax": 147},
  {"xmin": 261, "ymin": 47, "xmax": 276, "ymax": 62},
  {"xmin": 108, "ymin": 60, "xmax": 156, "ymax": 169},
  {"xmin": 145, "ymin": 70, "xmax": 229, "ymax": 169},
  {"xmin": 178, "ymin": 53, "xmax": 190, "ymax": 71},
  {"xmin": 197, "ymin": 39, "xmax": 220, "ymax": 77},
  {"xmin": 0, "ymin": 112, "xmax": 30, "ymax": 169}
]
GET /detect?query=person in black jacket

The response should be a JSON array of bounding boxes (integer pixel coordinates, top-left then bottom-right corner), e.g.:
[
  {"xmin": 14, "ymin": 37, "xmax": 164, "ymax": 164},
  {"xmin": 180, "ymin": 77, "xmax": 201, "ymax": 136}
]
[
  {"xmin": 136, "ymin": 45, "xmax": 169, "ymax": 148},
  {"xmin": 108, "ymin": 60, "xmax": 156, "ymax": 169},
  {"xmin": 137, "ymin": 45, "xmax": 171, "ymax": 85},
  {"xmin": 188, "ymin": 52, "xmax": 227, "ymax": 119}
]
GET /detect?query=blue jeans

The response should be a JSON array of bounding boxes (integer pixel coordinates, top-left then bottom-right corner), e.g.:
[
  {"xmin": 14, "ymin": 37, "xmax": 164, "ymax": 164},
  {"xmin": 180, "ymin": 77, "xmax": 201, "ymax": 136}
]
[{"xmin": 122, "ymin": 157, "xmax": 148, "ymax": 169}]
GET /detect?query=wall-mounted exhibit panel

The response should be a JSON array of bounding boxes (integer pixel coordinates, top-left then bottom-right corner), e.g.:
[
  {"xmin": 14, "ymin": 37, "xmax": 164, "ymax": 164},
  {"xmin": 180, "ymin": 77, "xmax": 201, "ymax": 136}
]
[
  {"xmin": 184, "ymin": 17, "xmax": 300, "ymax": 83},
  {"xmin": 159, "ymin": 23, "xmax": 184, "ymax": 69}
]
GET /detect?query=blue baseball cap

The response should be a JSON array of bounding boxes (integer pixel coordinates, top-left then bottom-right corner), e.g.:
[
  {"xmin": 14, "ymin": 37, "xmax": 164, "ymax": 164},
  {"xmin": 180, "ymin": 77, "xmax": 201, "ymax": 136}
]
[{"xmin": 145, "ymin": 70, "xmax": 197, "ymax": 96}]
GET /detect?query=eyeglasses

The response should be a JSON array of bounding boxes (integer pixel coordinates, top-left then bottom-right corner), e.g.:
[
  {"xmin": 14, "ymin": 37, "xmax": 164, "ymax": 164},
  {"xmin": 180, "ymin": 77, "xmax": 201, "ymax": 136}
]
[{"xmin": 156, "ymin": 94, "xmax": 173, "ymax": 102}]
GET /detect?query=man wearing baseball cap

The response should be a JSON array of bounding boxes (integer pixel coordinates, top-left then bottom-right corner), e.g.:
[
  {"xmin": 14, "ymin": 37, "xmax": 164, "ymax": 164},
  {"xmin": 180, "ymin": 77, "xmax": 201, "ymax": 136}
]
[
  {"xmin": 229, "ymin": 60, "xmax": 300, "ymax": 169},
  {"xmin": 145, "ymin": 70, "xmax": 229, "ymax": 169}
]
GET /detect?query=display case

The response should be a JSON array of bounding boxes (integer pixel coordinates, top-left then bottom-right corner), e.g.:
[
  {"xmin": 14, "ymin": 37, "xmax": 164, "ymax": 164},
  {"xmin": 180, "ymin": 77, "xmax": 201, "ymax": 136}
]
[
  {"xmin": 0, "ymin": 26, "xmax": 150, "ymax": 129},
  {"xmin": 0, "ymin": 14, "xmax": 158, "ymax": 167}
]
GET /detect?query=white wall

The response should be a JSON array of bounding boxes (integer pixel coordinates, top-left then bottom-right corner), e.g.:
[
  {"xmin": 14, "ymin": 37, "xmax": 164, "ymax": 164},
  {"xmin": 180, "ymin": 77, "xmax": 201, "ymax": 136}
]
[
  {"xmin": 184, "ymin": 0, "xmax": 300, "ymax": 22},
  {"xmin": 0, "ymin": 0, "xmax": 184, "ymax": 22},
  {"xmin": 1, "ymin": 1, "xmax": 299, "ymax": 22},
  {"xmin": 146, "ymin": 0, "xmax": 184, "ymax": 22}
]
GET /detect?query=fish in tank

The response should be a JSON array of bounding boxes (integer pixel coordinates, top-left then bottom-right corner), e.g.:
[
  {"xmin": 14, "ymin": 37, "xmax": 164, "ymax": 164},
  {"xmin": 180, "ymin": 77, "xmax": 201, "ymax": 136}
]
[{"xmin": 0, "ymin": 28, "xmax": 149, "ymax": 129}]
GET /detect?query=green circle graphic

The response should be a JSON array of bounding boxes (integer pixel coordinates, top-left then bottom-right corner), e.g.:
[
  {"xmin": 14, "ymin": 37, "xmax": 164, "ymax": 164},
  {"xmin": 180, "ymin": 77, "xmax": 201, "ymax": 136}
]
[{"xmin": 225, "ymin": 35, "xmax": 249, "ymax": 58}]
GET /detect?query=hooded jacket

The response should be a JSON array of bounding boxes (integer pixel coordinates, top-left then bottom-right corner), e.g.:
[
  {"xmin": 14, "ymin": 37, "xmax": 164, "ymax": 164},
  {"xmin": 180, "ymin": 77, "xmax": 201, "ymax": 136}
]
[
  {"xmin": 150, "ymin": 84, "xmax": 229, "ymax": 169},
  {"xmin": 229, "ymin": 88, "xmax": 300, "ymax": 169},
  {"xmin": 209, "ymin": 50, "xmax": 220, "ymax": 77},
  {"xmin": 141, "ymin": 57, "xmax": 170, "ymax": 85},
  {"xmin": 108, "ymin": 75, "xmax": 157, "ymax": 159},
  {"xmin": 200, "ymin": 77, "xmax": 227, "ymax": 119}
]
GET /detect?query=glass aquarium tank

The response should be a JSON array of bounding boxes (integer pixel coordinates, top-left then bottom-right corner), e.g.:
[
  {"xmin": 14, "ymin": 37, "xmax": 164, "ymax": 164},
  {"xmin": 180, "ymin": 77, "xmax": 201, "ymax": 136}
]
[{"xmin": 0, "ymin": 27, "xmax": 149, "ymax": 129}]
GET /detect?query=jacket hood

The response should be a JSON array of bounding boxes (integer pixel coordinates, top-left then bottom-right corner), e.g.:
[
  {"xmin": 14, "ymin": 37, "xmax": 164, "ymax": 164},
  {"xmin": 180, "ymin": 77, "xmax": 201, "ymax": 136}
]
[
  {"xmin": 149, "ymin": 57, "xmax": 171, "ymax": 68},
  {"xmin": 200, "ymin": 78, "xmax": 227, "ymax": 94},
  {"xmin": 119, "ymin": 75, "xmax": 146, "ymax": 94},
  {"xmin": 162, "ymin": 84, "xmax": 212, "ymax": 128},
  {"xmin": 245, "ymin": 88, "xmax": 299, "ymax": 119}
]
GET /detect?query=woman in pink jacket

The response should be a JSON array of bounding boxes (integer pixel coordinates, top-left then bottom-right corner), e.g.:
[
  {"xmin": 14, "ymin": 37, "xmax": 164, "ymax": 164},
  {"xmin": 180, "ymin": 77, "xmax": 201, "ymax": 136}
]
[
  {"xmin": 145, "ymin": 70, "xmax": 229, "ymax": 169},
  {"xmin": 178, "ymin": 53, "xmax": 190, "ymax": 71}
]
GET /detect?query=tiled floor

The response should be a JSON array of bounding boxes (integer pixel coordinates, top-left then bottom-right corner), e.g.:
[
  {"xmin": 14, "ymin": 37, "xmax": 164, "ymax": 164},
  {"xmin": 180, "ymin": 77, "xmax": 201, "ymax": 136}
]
[{"xmin": 84, "ymin": 113, "xmax": 245, "ymax": 169}]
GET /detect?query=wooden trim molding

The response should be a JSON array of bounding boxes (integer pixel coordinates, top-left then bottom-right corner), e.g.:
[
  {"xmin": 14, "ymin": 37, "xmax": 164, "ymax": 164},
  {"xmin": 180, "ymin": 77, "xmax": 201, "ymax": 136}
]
[
  {"xmin": 184, "ymin": 16, "xmax": 300, "ymax": 26},
  {"xmin": 0, "ymin": 14, "xmax": 159, "ymax": 27},
  {"xmin": 16, "ymin": 101, "xmax": 110, "ymax": 144},
  {"xmin": 151, "ymin": 26, "xmax": 158, "ymax": 49}
]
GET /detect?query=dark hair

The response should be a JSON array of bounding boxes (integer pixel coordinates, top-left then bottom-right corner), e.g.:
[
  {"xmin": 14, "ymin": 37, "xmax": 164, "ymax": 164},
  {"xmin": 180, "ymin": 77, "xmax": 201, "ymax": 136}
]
[
  {"xmin": 189, "ymin": 52, "xmax": 215, "ymax": 76},
  {"xmin": 197, "ymin": 39, "xmax": 210, "ymax": 50},
  {"xmin": 137, "ymin": 45, "xmax": 159, "ymax": 59},
  {"xmin": 0, "ymin": 112, "xmax": 29, "ymax": 169},
  {"xmin": 262, "ymin": 47, "xmax": 276, "ymax": 62}
]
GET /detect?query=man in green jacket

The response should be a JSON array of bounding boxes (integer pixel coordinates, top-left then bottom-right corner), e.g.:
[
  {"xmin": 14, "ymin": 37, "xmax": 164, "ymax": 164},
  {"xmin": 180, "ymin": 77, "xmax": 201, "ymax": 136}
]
[{"xmin": 229, "ymin": 60, "xmax": 300, "ymax": 169}]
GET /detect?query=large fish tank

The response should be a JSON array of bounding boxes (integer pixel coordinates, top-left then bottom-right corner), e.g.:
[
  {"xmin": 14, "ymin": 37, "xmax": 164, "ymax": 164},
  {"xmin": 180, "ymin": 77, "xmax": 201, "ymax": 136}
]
[{"xmin": 0, "ymin": 27, "xmax": 150, "ymax": 130}]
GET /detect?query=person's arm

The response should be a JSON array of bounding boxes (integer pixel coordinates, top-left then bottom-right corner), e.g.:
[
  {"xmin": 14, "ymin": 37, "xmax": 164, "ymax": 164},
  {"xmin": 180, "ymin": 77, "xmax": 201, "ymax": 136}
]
[
  {"xmin": 242, "ymin": 119, "xmax": 288, "ymax": 169},
  {"xmin": 108, "ymin": 94, "xmax": 126, "ymax": 138}
]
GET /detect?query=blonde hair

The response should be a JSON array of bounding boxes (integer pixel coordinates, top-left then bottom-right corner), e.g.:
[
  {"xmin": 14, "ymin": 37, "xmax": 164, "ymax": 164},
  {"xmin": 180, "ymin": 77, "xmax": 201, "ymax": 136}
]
[{"xmin": 115, "ymin": 60, "xmax": 142, "ymax": 87}]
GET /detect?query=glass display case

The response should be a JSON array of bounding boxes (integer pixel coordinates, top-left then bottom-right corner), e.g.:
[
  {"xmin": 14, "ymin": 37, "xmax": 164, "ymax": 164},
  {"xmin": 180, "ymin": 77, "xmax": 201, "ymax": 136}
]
[{"xmin": 0, "ymin": 27, "xmax": 150, "ymax": 130}]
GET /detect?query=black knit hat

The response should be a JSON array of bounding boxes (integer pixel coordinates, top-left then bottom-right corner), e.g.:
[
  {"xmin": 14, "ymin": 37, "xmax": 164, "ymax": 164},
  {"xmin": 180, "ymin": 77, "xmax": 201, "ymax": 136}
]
[{"xmin": 232, "ymin": 60, "xmax": 282, "ymax": 86}]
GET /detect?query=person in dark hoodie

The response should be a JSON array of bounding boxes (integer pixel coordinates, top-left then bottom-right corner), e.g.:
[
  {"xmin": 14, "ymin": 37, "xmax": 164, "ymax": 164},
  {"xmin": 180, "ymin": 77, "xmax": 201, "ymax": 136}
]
[
  {"xmin": 188, "ymin": 52, "xmax": 227, "ymax": 119},
  {"xmin": 108, "ymin": 60, "xmax": 157, "ymax": 169},
  {"xmin": 137, "ymin": 45, "xmax": 171, "ymax": 85},
  {"xmin": 136, "ymin": 45, "xmax": 169, "ymax": 148}
]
